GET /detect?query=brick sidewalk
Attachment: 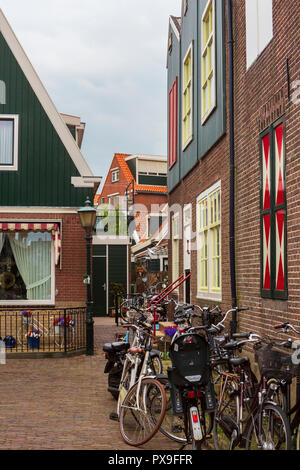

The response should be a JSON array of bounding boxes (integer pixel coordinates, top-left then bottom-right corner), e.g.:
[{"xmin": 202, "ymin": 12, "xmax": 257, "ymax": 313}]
[{"xmin": 0, "ymin": 321, "xmax": 182, "ymax": 450}]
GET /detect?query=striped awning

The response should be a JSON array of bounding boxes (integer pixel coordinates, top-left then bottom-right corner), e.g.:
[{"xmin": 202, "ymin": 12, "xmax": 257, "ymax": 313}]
[{"xmin": 0, "ymin": 222, "xmax": 61, "ymax": 266}]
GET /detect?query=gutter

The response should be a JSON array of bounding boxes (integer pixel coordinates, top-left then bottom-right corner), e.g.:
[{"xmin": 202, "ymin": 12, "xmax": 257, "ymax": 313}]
[{"xmin": 227, "ymin": 0, "xmax": 237, "ymax": 333}]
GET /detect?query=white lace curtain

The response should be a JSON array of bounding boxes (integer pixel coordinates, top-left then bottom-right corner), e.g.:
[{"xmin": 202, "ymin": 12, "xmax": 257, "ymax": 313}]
[{"xmin": 8, "ymin": 232, "xmax": 51, "ymax": 300}]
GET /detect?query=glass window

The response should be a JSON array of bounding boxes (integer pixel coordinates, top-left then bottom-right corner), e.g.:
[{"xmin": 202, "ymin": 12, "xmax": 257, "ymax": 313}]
[
  {"xmin": 112, "ymin": 169, "xmax": 119, "ymax": 182},
  {"xmin": 245, "ymin": 0, "xmax": 273, "ymax": 69},
  {"xmin": 0, "ymin": 115, "xmax": 18, "ymax": 170},
  {"xmin": 182, "ymin": 43, "xmax": 193, "ymax": 149},
  {"xmin": 172, "ymin": 214, "xmax": 180, "ymax": 290},
  {"xmin": 0, "ymin": 232, "xmax": 52, "ymax": 302},
  {"xmin": 201, "ymin": 0, "xmax": 216, "ymax": 123},
  {"xmin": 197, "ymin": 182, "xmax": 221, "ymax": 298},
  {"xmin": 169, "ymin": 77, "xmax": 178, "ymax": 168}
]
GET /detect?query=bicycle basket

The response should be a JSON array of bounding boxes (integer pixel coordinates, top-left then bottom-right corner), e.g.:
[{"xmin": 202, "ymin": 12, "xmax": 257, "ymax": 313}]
[
  {"xmin": 169, "ymin": 333, "xmax": 211, "ymax": 386},
  {"xmin": 254, "ymin": 345, "xmax": 296, "ymax": 382}
]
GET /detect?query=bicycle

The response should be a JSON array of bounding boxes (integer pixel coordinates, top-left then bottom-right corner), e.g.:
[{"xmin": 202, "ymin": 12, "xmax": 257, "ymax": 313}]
[
  {"xmin": 260, "ymin": 321, "xmax": 300, "ymax": 450},
  {"xmin": 118, "ymin": 321, "xmax": 167, "ymax": 446},
  {"xmin": 214, "ymin": 331, "xmax": 292, "ymax": 450}
]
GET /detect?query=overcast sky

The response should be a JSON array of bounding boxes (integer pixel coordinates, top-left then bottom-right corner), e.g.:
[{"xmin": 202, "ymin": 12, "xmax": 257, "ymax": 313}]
[{"xmin": 1, "ymin": 0, "xmax": 179, "ymax": 191}]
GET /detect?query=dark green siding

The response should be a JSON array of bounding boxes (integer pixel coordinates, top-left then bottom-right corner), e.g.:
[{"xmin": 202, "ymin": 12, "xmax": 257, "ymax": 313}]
[
  {"xmin": 138, "ymin": 175, "xmax": 167, "ymax": 186},
  {"xmin": 167, "ymin": 28, "xmax": 181, "ymax": 192},
  {"xmin": 108, "ymin": 245, "xmax": 127, "ymax": 307},
  {"xmin": 167, "ymin": 0, "xmax": 226, "ymax": 193},
  {"xmin": 0, "ymin": 32, "xmax": 93, "ymax": 207}
]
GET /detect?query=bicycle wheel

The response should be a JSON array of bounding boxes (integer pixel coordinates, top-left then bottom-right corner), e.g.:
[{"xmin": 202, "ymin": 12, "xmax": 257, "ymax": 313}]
[
  {"xmin": 149, "ymin": 355, "xmax": 163, "ymax": 375},
  {"xmin": 245, "ymin": 403, "xmax": 291, "ymax": 450},
  {"xmin": 213, "ymin": 382, "xmax": 240, "ymax": 450},
  {"xmin": 119, "ymin": 377, "xmax": 166, "ymax": 446},
  {"xmin": 153, "ymin": 378, "xmax": 187, "ymax": 444}
]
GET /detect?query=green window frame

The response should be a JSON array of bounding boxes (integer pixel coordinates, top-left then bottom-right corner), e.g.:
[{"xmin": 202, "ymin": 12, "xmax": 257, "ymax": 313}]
[{"xmin": 260, "ymin": 117, "xmax": 287, "ymax": 300}]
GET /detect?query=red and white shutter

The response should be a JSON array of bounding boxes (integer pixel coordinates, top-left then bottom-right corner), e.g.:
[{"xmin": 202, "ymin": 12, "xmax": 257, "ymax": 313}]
[
  {"xmin": 262, "ymin": 133, "xmax": 271, "ymax": 291},
  {"xmin": 274, "ymin": 123, "xmax": 285, "ymax": 291}
]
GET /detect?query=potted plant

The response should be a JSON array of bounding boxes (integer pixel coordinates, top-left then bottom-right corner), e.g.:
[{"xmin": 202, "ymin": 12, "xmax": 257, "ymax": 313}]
[
  {"xmin": 52, "ymin": 316, "xmax": 75, "ymax": 334},
  {"xmin": 26, "ymin": 330, "xmax": 40, "ymax": 350},
  {"xmin": 21, "ymin": 311, "xmax": 32, "ymax": 324}
]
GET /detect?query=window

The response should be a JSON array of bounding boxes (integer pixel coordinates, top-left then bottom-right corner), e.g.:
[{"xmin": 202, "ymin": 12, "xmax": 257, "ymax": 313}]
[
  {"xmin": 111, "ymin": 169, "xmax": 119, "ymax": 182},
  {"xmin": 261, "ymin": 119, "xmax": 287, "ymax": 299},
  {"xmin": 0, "ymin": 231, "xmax": 54, "ymax": 304},
  {"xmin": 182, "ymin": 43, "xmax": 193, "ymax": 149},
  {"xmin": 201, "ymin": 0, "xmax": 216, "ymax": 123},
  {"xmin": 172, "ymin": 214, "xmax": 180, "ymax": 289},
  {"xmin": 169, "ymin": 77, "xmax": 178, "ymax": 168},
  {"xmin": 0, "ymin": 115, "xmax": 19, "ymax": 170},
  {"xmin": 197, "ymin": 181, "xmax": 221, "ymax": 299},
  {"xmin": 245, "ymin": 0, "xmax": 273, "ymax": 69},
  {"xmin": 0, "ymin": 81, "xmax": 5, "ymax": 104}
]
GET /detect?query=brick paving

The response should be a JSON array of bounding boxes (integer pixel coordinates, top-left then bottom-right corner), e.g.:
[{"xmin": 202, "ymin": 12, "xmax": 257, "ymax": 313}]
[{"xmin": 0, "ymin": 317, "xmax": 182, "ymax": 450}]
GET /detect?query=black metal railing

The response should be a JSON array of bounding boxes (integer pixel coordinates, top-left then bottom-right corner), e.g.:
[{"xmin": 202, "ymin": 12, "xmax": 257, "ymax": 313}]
[{"xmin": 0, "ymin": 307, "xmax": 86, "ymax": 354}]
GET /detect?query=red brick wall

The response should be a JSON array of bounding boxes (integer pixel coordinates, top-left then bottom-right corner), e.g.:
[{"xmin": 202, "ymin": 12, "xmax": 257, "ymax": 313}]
[
  {"xmin": 100, "ymin": 153, "xmax": 131, "ymax": 202},
  {"xmin": 168, "ymin": 0, "xmax": 300, "ymax": 338},
  {"xmin": 0, "ymin": 212, "xmax": 87, "ymax": 307},
  {"xmin": 233, "ymin": 0, "xmax": 300, "ymax": 336}
]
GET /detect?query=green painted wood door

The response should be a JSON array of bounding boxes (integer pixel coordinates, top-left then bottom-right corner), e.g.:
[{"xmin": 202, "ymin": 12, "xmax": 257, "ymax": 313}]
[{"xmin": 92, "ymin": 249, "xmax": 107, "ymax": 317}]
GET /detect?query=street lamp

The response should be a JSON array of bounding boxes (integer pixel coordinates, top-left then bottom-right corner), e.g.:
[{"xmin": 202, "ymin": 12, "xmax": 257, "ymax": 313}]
[{"xmin": 78, "ymin": 197, "xmax": 97, "ymax": 356}]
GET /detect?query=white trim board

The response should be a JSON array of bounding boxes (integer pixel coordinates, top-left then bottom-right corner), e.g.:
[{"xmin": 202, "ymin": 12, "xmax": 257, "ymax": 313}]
[{"xmin": 0, "ymin": 9, "xmax": 99, "ymax": 181}]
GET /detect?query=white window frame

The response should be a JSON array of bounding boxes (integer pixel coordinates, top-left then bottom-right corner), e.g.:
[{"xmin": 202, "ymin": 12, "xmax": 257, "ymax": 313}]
[
  {"xmin": 201, "ymin": 0, "xmax": 216, "ymax": 124},
  {"xmin": 172, "ymin": 213, "xmax": 180, "ymax": 291},
  {"xmin": 245, "ymin": 0, "xmax": 273, "ymax": 69},
  {"xmin": 111, "ymin": 169, "xmax": 119, "ymax": 183},
  {"xmin": 0, "ymin": 115, "xmax": 19, "ymax": 171},
  {"xmin": 0, "ymin": 228, "xmax": 55, "ymax": 306},
  {"xmin": 196, "ymin": 180, "xmax": 221, "ymax": 302},
  {"xmin": 182, "ymin": 42, "xmax": 193, "ymax": 150}
]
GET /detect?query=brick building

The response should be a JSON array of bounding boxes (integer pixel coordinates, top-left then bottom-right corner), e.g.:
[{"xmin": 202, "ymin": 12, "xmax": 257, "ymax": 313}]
[
  {"xmin": 167, "ymin": 0, "xmax": 300, "ymax": 336},
  {"xmin": 93, "ymin": 153, "xmax": 168, "ymax": 309},
  {"xmin": 0, "ymin": 9, "xmax": 101, "ymax": 309}
]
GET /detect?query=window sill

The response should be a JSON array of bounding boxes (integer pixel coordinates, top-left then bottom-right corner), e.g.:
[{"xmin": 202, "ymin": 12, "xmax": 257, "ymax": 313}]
[
  {"xmin": 197, "ymin": 292, "xmax": 222, "ymax": 302},
  {"xmin": 0, "ymin": 300, "xmax": 55, "ymax": 306},
  {"xmin": 201, "ymin": 104, "xmax": 216, "ymax": 126}
]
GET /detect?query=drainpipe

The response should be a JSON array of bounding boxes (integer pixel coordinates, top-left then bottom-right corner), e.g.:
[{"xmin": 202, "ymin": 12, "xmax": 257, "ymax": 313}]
[{"xmin": 227, "ymin": 0, "xmax": 237, "ymax": 335}]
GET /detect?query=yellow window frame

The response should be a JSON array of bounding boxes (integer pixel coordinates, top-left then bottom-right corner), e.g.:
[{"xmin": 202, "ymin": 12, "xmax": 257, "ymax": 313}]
[
  {"xmin": 201, "ymin": 0, "xmax": 216, "ymax": 124},
  {"xmin": 182, "ymin": 43, "xmax": 193, "ymax": 148}
]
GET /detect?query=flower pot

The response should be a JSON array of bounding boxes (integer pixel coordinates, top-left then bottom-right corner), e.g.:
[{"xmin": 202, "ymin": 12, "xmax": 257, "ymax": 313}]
[{"xmin": 28, "ymin": 337, "xmax": 40, "ymax": 350}]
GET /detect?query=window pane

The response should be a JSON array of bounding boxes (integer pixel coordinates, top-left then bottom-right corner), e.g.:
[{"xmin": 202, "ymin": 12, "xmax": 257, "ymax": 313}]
[{"xmin": 0, "ymin": 120, "xmax": 13, "ymax": 165}]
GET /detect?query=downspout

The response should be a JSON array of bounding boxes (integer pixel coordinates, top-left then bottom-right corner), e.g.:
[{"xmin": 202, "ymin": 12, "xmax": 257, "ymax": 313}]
[{"xmin": 227, "ymin": 0, "xmax": 237, "ymax": 334}]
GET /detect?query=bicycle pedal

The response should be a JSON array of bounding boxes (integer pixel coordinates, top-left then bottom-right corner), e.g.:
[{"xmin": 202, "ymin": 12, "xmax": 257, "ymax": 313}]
[
  {"xmin": 205, "ymin": 434, "xmax": 212, "ymax": 439},
  {"xmin": 109, "ymin": 412, "xmax": 119, "ymax": 421}
]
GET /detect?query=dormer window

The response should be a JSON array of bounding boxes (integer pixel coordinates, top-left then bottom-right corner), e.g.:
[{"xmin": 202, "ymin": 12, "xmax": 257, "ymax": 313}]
[
  {"xmin": 0, "ymin": 115, "xmax": 19, "ymax": 171},
  {"xmin": 111, "ymin": 169, "xmax": 119, "ymax": 183}
]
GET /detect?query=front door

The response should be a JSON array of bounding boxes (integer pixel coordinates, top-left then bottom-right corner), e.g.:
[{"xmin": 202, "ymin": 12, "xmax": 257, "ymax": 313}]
[{"xmin": 92, "ymin": 247, "xmax": 107, "ymax": 317}]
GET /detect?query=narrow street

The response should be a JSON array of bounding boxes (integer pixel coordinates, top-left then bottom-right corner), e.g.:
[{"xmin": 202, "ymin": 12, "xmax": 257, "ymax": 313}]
[{"xmin": 0, "ymin": 318, "xmax": 180, "ymax": 450}]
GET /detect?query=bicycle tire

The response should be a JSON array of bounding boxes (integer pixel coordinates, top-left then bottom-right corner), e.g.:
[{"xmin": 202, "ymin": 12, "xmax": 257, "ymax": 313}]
[
  {"xmin": 213, "ymin": 385, "xmax": 240, "ymax": 450},
  {"xmin": 245, "ymin": 402, "xmax": 291, "ymax": 450},
  {"xmin": 119, "ymin": 377, "xmax": 167, "ymax": 446},
  {"xmin": 149, "ymin": 355, "xmax": 163, "ymax": 375},
  {"xmin": 152, "ymin": 377, "xmax": 187, "ymax": 444}
]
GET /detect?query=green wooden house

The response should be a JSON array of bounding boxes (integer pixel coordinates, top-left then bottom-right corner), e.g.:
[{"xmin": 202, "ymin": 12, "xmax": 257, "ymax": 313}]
[{"xmin": 0, "ymin": 9, "xmax": 101, "ymax": 308}]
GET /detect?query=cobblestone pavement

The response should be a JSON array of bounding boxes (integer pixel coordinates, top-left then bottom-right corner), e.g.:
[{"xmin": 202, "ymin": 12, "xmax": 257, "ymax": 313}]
[{"xmin": 0, "ymin": 318, "xmax": 183, "ymax": 450}]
